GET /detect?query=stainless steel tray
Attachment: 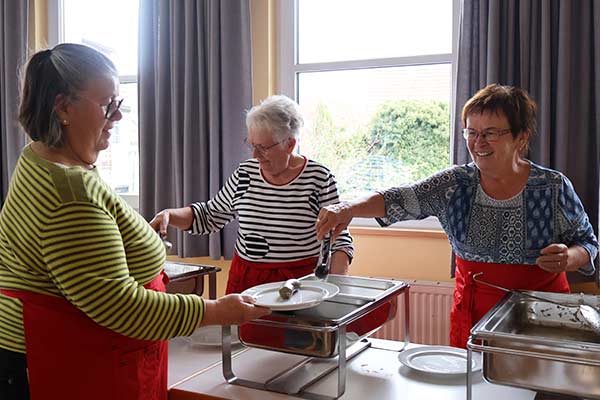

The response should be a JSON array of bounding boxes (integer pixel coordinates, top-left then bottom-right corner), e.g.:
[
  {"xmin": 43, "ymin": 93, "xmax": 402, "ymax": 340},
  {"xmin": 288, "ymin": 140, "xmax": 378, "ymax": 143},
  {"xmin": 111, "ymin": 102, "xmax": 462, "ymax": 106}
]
[
  {"xmin": 239, "ymin": 274, "xmax": 409, "ymax": 358},
  {"xmin": 467, "ymin": 291, "xmax": 600, "ymax": 399},
  {"xmin": 164, "ymin": 261, "xmax": 221, "ymax": 299}
]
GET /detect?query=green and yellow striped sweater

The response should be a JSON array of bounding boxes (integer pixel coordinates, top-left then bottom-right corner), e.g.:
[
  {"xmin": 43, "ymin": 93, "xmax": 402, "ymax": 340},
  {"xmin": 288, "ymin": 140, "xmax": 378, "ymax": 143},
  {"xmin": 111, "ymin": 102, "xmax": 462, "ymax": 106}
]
[{"xmin": 0, "ymin": 145, "xmax": 203, "ymax": 353}]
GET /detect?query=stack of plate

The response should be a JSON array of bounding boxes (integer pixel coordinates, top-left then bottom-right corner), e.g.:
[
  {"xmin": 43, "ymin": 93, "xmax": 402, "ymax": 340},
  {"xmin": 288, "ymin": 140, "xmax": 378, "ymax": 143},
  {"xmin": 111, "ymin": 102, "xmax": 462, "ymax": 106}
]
[{"xmin": 398, "ymin": 346, "xmax": 482, "ymax": 377}]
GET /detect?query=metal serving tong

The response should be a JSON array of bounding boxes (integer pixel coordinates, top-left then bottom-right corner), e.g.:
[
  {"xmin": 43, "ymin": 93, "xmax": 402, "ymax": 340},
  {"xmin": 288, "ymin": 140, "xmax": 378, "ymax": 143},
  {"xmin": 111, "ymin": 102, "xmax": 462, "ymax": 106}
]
[
  {"xmin": 473, "ymin": 272, "xmax": 600, "ymax": 335},
  {"xmin": 314, "ymin": 232, "xmax": 332, "ymax": 280}
]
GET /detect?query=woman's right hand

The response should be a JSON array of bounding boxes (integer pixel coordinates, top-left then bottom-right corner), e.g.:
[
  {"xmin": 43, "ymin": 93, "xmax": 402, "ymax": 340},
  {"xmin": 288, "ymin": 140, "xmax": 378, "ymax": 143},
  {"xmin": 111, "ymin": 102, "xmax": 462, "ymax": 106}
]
[
  {"xmin": 200, "ymin": 294, "xmax": 271, "ymax": 326},
  {"xmin": 315, "ymin": 201, "xmax": 354, "ymax": 241},
  {"xmin": 149, "ymin": 209, "xmax": 170, "ymax": 237}
]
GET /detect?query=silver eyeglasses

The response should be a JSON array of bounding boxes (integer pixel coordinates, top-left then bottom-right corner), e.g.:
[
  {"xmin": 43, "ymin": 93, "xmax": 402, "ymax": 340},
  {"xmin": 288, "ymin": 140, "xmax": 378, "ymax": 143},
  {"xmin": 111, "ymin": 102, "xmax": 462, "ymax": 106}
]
[
  {"xmin": 244, "ymin": 138, "xmax": 288, "ymax": 153},
  {"xmin": 462, "ymin": 128, "xmax": 512, "ymax": 143}
]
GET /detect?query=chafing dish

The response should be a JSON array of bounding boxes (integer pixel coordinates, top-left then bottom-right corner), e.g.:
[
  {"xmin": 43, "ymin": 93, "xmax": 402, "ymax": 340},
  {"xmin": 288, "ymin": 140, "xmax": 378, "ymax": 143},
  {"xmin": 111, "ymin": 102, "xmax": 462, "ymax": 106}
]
[
  {"xmin": 467, "ymin": 291, "xmax": 600, "ymax": 399},
  {"xmin": 164, "ymin": 261, "xmax": 221, "ymax": 299},
  {"xmin": 222, "ymin": 274, "xmax": 410, "ymax": 400}
]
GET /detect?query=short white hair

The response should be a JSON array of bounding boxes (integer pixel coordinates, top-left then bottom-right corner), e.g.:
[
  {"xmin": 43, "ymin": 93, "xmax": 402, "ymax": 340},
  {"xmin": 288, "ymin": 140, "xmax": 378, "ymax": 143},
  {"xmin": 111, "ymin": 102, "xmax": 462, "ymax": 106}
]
[{"xmin": 246, "ymin": 95, "xmax": 304, "ymax": 141}]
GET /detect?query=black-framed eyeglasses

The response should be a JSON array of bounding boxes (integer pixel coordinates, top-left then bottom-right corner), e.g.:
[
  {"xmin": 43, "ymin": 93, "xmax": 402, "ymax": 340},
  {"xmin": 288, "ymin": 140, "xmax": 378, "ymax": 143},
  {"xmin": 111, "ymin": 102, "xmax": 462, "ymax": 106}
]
[
  {"xmin": 77, "ymin": 96, "xmax": 124, "ymax": 120},
  {"xmin": 103, "ymin": 97, "xmax": 124, "ymax": 119},
  {"xmin": 462, "ymin": 128, "xmax": 512, "ymax": 142},
  {"xmin": 243, "ymin": 138, "xmax": 287, "ymax": 153}
]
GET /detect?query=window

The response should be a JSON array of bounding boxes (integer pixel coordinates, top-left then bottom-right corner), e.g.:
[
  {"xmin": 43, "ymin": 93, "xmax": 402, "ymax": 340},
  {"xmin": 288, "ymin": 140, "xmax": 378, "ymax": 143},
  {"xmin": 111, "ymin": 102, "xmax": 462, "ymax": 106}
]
[
  {"xmin": 49, "ymin": 0, "xmax": 139, "ymax": 198},
  {"xmin": 280, "ymin": 0, "xmax": 457, "ymax": 228}
]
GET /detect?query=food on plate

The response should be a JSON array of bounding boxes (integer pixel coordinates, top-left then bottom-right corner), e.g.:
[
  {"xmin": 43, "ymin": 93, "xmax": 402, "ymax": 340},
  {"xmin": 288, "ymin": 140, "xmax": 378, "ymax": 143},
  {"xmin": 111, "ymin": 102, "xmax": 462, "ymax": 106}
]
[{"xmin": 278, "ymin": 279, "xmax": 301, "ymax": 300}]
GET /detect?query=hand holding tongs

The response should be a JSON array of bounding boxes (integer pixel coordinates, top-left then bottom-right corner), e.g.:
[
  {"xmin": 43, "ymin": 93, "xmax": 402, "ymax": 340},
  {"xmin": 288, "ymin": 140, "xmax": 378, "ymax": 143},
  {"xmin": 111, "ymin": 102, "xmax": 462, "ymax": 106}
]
[{"xmin": 314, "ymin": 232, "xmax": 332, "ymax": 280}]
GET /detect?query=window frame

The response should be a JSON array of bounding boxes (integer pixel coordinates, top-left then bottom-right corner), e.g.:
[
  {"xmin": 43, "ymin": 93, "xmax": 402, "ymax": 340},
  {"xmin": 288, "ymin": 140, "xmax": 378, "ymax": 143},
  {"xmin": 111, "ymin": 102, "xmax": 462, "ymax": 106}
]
[
  {"xmin": 278, "ymin": 0, "xmax": 459, "ymax": 230},
  {"xmin": 47, "ymin": 0, "xmax": 140, "ymax": 210}
]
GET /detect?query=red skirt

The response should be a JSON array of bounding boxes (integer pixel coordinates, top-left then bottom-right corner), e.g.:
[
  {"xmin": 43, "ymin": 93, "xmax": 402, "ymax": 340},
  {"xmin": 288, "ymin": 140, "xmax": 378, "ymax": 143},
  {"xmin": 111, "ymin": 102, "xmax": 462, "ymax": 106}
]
[
  {"xmin": 0, "ymin": 272, "xmax": 170, "ymax": 400},
  {"xmin": 229, "ymin": 253, "xmax": 393, "ymax": 347},
  {"xmin": 226, "ymin": 253, "xmax": 318, "ymax": 295},
  {"xmin": 450, "ymin": 256, "xmax": 570, "ymax": 348}
]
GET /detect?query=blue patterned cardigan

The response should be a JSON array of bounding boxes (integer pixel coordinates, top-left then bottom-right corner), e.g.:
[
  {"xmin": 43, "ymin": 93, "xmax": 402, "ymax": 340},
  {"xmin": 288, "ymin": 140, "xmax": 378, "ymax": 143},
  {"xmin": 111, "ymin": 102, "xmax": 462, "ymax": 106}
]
[{"xmin": 377, "ymin": 162, "xmax": 599, "ymax": 275}]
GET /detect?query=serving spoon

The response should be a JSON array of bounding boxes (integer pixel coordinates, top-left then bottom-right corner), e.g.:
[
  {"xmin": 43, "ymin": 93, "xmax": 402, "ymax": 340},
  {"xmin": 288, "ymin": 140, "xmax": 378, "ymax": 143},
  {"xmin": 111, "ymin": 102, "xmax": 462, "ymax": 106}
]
[{"xmin": 472, "ymin": 272, "xmax": 600, "ymax": 335}]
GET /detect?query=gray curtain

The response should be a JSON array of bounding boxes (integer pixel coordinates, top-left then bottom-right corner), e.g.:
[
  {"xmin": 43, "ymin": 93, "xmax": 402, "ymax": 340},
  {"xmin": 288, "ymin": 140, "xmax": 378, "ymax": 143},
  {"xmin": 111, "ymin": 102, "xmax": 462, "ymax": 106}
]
[
  {"xmin": 0, "ymin": 0, "xmax": 29, "ymax": 202},
  {"xmin": 138, "ymin": 0, "xmax": 252, "ymax": 258},
  {"xmin": 452, "ymin": 0, "xmax": 600, "ymax": 283}
]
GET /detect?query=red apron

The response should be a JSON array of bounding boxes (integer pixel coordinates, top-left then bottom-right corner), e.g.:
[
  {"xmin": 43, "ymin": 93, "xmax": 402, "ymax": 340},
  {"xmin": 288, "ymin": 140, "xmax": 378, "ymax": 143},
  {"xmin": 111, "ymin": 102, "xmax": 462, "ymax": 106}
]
[
  {"xmin": 0, "ymin": 272, "xmax": 169, "ymax": 400},
  {"xmin": 230, "ymin": 253, "xmax": 393, "ymax": 347},
  {"xmin": 450, "ymin": 256, "xmax": 570, "ymax": 348},
  {"xmin": 226, "ymin": 253, "xmax": 318, "ymax": 295}
]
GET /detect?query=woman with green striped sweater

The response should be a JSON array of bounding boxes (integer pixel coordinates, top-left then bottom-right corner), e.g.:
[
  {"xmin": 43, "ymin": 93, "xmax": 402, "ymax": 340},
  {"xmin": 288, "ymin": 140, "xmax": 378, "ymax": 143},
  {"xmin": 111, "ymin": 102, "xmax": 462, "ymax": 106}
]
[{"xmin": 0, "ymin": 43, "xmax": 269, "ymax": 400}]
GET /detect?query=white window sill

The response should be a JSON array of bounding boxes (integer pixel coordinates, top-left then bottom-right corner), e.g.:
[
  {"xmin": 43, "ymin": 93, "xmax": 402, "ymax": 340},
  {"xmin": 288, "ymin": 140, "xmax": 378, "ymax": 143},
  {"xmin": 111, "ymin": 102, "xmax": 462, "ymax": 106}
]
[
  {"xmin": 351, "ymin": 216, "xmax": 442, "ymax": 230},
  {"xmin": 349, "ymin": 216, "xmax": 446, "ymax": 238}
]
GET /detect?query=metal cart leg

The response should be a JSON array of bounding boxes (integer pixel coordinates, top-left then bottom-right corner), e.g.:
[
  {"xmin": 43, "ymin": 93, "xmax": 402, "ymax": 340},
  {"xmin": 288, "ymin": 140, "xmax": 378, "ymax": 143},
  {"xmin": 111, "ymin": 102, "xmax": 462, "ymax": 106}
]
[
  {"xmin": 336, "ymin": 324, "xmax": 347, "ymax": 399},
  {"xmin": 208, "ymin": 271, "xmax": 217, "ymax": 299},
  {"xmin": 222, "ymin": 323, "xmax": 365, "ymax": 400},
  {"xmin": 466, "ymin": 336, "xmax": 473, "ymax": 400},
  {"xmin": 222, "ymin": 325, "xmax": 235, "ymax": 383},
  {"xmin": 404, "ymin": 286, "xmax": 410, "ymax": 348}
]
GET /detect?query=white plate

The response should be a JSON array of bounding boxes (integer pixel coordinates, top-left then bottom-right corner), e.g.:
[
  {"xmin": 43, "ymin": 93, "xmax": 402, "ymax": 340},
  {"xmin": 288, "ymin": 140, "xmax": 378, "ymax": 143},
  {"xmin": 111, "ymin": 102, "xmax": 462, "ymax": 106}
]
[
  {"xmin": 398, "ymin": 346, "xmax": 482, "ymax": 376},
  {"xmin": 183, "ymin": 325, "xmax": 239, "ymax": 347},
  {"xmin": 242, "ymin": 281, "xmax": 339, "ymax": 311}
]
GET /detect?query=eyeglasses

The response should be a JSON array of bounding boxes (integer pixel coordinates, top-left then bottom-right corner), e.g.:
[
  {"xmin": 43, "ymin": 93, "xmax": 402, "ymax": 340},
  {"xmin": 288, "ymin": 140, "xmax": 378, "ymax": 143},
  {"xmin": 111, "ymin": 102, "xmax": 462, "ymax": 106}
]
[
  {"xmin": 244, "ymin": 138, "xmax": 287, "ymax": 153},
  {"xmin": 77, "ymin": 96, "xmax": 124, "ymax": 120},
  {"xmin": 102, "ymin": 97, "xmax": 124, "ymax": 119},
  {"xmin": 462, "ymin": 128, "xmax": 512, "ymax": 142}
]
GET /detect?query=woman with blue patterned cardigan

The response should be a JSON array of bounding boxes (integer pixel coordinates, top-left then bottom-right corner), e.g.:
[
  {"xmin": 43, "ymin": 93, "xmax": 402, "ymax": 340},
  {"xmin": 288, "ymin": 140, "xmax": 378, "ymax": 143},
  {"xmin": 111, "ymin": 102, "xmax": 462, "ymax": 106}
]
[{"xmin": 316, "ymin": 84, "xmax": 598, "ymax": 348}]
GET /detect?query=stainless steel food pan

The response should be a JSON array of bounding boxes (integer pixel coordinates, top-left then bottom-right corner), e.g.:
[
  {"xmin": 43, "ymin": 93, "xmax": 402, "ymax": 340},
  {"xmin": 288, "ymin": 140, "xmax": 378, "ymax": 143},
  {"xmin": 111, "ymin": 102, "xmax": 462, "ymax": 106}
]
[
  {"xmin": 239, "ymin": 274, "xmax": 408, "ymax": 358},
  {"xmin": 469, "ymin": 291, "xmax": 600, "ymax": 399}
]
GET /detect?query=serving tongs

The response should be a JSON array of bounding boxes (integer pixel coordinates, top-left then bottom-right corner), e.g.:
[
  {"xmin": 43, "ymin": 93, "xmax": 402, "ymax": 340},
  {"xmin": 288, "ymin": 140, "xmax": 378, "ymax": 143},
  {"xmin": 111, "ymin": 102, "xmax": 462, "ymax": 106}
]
[
  {"xmin": 155, "ymin": 231, "xmax": 173, "ymax": 254},
  {"xmin": 314, "ymin": 232, "xmax": 332, "ymax": 280},
  {"xmin": 473, "ymin": 272, "xmax": 600, "ymax": 335}
]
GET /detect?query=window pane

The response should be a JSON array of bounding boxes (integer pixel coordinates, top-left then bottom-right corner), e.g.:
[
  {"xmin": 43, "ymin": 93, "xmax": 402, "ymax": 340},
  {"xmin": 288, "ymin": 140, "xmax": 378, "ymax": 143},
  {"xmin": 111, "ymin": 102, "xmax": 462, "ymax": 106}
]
[
  {"xmin": 298, "ymin": 64, "xmax": 451, "ymax": 199},
  {"xmin": 62, "ymin": 0, "xmax": 139, "ymax": 76},
  {"xmin": 298, "ymin": 0, "xmax": 452, "ymax": 63},
  {"xmin": 96, "ymin": 83, "xmax": 139, "ymax": 194}
]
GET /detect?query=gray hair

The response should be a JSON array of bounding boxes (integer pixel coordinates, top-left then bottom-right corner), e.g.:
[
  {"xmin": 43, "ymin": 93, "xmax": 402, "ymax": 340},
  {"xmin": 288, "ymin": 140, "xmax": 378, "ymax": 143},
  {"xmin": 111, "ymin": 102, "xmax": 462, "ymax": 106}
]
[
  {"xmin": 246, "ymin": 95, "xmax": 304, "ymax": 141},
  {"xmin": 18, "ymin": 43, "xmax": 118, "ymax": 147}
]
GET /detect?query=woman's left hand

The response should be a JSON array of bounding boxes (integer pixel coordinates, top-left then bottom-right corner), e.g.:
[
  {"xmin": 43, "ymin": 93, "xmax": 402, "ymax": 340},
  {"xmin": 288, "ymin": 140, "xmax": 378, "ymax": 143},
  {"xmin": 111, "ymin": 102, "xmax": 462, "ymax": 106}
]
[{"xmin": 536, "ymin": 243, "xmax": 575, "ymax": 272}]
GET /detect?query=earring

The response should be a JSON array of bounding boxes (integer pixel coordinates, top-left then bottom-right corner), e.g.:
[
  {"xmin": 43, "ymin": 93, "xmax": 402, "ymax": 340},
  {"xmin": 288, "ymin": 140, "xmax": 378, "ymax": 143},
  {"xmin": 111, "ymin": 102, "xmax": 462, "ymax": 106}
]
[{"xmin": 62, "ymin": 120, "xmax": 69, "ymax": 126}]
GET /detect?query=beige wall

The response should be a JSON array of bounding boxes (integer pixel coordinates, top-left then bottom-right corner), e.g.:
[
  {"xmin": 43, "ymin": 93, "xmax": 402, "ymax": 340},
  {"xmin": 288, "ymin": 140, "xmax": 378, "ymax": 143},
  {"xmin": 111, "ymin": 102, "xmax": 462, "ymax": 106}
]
[
  {"xmin": 30, "ymin": 0, "xmax": 49, "ymax": 51},
  {"xmin": 170, "ymin": 228, "xmax": 455, "ymax": 298},
  {"xmin": 173, "ymin": 221, "xmax": 598, "ymax": 298},
  {"xmin": 250, "ymin": 0, "xmax": 279, "ymax": 104}
]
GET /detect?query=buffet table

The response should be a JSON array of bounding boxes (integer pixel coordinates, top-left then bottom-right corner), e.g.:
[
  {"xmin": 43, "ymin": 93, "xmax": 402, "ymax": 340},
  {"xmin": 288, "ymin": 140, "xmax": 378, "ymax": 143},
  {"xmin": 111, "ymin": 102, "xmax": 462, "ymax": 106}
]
[{"xmin": 167, "ymin": 337, "xmax": 536, "ymax": 400}]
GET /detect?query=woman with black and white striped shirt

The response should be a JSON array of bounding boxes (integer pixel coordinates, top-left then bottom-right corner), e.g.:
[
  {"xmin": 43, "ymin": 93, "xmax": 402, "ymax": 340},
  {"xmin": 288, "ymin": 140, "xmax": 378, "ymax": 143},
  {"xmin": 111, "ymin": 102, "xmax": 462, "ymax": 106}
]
[{"xmin": 151, "ymin": 95, "xmax": 354, "ymax": 294}]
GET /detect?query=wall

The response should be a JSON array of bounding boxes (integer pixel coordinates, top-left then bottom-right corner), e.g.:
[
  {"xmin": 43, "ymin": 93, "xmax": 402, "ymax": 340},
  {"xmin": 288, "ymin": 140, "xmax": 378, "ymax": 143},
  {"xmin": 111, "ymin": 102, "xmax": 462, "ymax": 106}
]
[
  {"xmin": 169, "ymin": 227, "xmax": 454, "ymax": 298},
  {"xmin": 250, "ymin": 0, "xmax": 279, "ymax": 104},
  {"xmin": 30, "ymin": 0, "xmax": 48, "ymax": 50}
]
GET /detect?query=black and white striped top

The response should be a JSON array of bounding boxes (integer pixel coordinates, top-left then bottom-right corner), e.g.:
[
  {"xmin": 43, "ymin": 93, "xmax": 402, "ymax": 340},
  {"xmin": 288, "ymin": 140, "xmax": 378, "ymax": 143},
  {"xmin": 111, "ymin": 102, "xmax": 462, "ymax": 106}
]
[{"xmin": 189, "ymin": 158, "xmax": 354, "ymax": 262}]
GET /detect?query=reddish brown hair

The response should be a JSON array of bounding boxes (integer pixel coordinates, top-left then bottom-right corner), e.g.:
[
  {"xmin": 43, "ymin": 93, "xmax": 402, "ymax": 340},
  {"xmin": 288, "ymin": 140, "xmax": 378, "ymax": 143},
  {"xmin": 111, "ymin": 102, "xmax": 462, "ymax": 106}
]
[{"xmin": 462, "ymin": 83, "xmax": 537, "ymax": 141}]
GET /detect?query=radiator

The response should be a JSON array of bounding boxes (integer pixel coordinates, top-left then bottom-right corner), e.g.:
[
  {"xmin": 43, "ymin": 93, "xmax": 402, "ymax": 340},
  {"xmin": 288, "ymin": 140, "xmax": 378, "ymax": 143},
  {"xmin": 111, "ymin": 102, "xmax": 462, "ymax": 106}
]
[{"xmin": 372, "ymin": 280, "xmax": 454, "ymax": 345}]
